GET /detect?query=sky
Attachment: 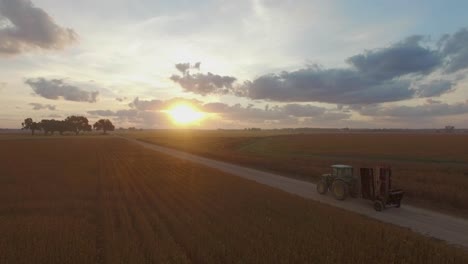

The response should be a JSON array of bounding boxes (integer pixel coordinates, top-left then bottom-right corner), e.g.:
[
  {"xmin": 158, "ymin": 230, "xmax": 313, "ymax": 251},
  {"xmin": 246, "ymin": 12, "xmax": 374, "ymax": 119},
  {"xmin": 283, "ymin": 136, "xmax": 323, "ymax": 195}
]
[{"xmin": 1, "ymin": 0, "xmax": 468, "ymax": 129}]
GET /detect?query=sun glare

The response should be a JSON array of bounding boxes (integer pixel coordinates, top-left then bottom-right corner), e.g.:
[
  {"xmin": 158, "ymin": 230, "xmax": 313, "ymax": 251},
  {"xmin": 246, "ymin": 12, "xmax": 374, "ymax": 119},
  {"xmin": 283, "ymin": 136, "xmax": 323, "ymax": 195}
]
[{"xmin": 166, "ymin": 104, "xmax": 205, "ymax": 125}]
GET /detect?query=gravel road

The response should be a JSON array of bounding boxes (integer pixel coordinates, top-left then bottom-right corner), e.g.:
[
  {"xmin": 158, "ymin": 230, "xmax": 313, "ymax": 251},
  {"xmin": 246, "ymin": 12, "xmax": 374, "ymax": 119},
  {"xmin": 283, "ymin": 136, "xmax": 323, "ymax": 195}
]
[{"xmin": 121, "ymin": 136, "xmax": 468, "ymax": 249}]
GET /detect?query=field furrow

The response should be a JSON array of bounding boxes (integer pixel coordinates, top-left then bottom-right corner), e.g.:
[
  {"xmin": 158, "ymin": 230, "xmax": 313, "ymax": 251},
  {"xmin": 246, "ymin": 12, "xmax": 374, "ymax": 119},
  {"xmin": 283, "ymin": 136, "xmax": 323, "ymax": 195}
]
[{"xmin": 1, "ymin": 137, "xmax": 468, "ymax": 263}]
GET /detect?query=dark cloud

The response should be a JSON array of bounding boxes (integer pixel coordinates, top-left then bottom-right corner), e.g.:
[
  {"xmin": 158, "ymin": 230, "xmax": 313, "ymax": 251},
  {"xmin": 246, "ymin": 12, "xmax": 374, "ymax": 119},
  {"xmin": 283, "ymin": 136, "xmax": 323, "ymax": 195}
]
[
  {"xmin": 172, "ymin": 28, "xmax": 468, "ymax": 105},
  {"xmin": 244, "ymin": 66, "xmax": 415, "ymax": 104},
  {"xmin": 202, "ymin": 102, "xmax": 230, "ymax": 113},
  {"xmin": 416, "ymin": 80, "xmax": 453, "ymax": 97},
  {"xmin": 29, "ymin": 102, "xmax": 55, "ymax": 110},
  {"xmin": 171, "ymin": 62, "xmax": 237, "ymax": 95},
  {"xmin": 175, "ymin": 63, "xmax": 191, "ymax": 74},
  {"xmin": 0, "ymin": 0, "xmax": 77, "ymax": 55},
  {"xmin": 171, "ymin": 72, "xmax": 237, "ymax": 96},
  {"xmin": 128, "ymin": 97, "xmax": 163, "ymax": 111},
  {"xmin": 243, "ymin": 34, "xmax": 458, "ymax": 104},
  {"xmin": 357, "ymin": 100, "xmax": 468, "ymax": 118},
  {"xmin": 439, "ymin": 28, "xmax": 468, "ymax": 73},
  {"xmin": 347, "ymin": 35, "xmax": 441, "ymax": 80},
  {"xmin": 282, "ymin": 103, "xmax": 326, "ymax": 117},
  {"xmin": 174, "ymin": 62, "xmax": 201, "ymax": 74},
  {"xmin": 26, "ymin": 78, "xmax": 99, "ymax": 103}
]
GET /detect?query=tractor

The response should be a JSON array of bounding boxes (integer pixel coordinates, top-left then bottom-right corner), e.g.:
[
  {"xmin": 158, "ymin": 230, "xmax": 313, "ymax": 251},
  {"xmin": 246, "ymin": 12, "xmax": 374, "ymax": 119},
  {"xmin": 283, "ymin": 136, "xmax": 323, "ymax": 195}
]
[{"xmin": 316, "ymin": 164, "xmax": 404, "ymax": 211}]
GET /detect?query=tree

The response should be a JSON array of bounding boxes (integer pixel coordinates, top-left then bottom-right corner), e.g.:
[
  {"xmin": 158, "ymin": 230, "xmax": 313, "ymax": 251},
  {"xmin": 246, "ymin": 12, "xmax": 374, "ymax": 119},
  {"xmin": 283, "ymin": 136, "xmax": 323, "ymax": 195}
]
[
  {"xmin": 21, "ymin": 118, "xmax": 41, "ymax": 135},
  {"xmin": 93, "ymin": 119, "xmax": 115, "ymax": 134},
  {"xmin": 65, "ymin": 116, "xmax": 91, "ymax": 135},
  {"xmin": 445, "ymin": 125, "xmax": 455, "ymax": 133}
]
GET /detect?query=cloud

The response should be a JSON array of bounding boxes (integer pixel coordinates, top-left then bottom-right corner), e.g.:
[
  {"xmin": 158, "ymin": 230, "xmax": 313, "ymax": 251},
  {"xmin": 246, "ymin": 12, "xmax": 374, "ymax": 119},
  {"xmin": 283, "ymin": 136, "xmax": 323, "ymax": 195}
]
[
  {"xmin": 128, "ymin": 97, "xmax": 164, "ymax": 111},
  {"xmin": 170, "ymin": 62, "xmax": 237, "ymax": 95},
  {"xmin": 175, "ymin": 63, "xmax": 191, "ymax": 74},
  {"xmin": 26, "ymin": 78, "xmax": 99, "ymax": 103},
  {"xmin": 29, "ymin": 102, "xmax": 55, "ymax": 110},
  {"xmin": 357, "ymin": 100, "xmax": 468, "ymax": 118},
  {"xmin": 282, "ymin": 103, "xmax": 326, "ymax": 117},
  {"xmin": 115, "ymin": 97, "xmax": 127, "ymax": 102},
  {"xmin": 243, "ymin": 35, "xmax": 458, "ymax": 104},
  {"xmin": 439, "ymin": 28, "xmax": 468, "ymax": 73},
  {"xmin": 88, "ymin": 108, "xmax": 170, "ymax": 127},
  {"xmin": 201, "ymin": 102, "xmax": 350, "ymax": 122},
  {"xmin": 171, "ymin": 28, "xmax": 468, "ymax": 105},
  {"xmin": 100, "ymin": 97, "xmax": 351, "ymax": 128},
  {"xmin": 129, "ymin": 97, "xmax": 203, "ymax": 111},
  {"xmin": 87, "ymin": 110, "xmax": 116, "ymax": 116},
  {"xmin": 244, "ymin": 66, "xmax": 415, "ymax": 104},
  {"xmin": 416, "ymin": 80, "xmax": 453, "ymax": 97},
  {"xmin": 346, "ymin": 35, "xmax": 441, "ymax": 80},
  {"xmin": 0, "ymin": 0, "xmax": 77, "ymax": 55}
]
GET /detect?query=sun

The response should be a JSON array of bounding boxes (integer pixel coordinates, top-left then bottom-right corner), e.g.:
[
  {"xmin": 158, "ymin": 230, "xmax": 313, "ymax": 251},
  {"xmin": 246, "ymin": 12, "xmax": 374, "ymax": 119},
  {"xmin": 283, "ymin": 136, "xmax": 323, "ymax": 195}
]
[{"xmin": 166, "ymin": 104, "xmax": 205, "ymax": 125}]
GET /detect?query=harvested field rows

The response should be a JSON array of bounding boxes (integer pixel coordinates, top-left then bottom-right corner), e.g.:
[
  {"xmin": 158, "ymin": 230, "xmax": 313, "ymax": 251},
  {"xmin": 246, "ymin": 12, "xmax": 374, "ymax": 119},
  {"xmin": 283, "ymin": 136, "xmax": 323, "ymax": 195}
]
[
  {"xmin": 130, "ymin": 131, "xmax": 468, "ymax": 215},
  {"xmin": 0, "ymin": 138, "xmax": 467, "ymax": 263}
]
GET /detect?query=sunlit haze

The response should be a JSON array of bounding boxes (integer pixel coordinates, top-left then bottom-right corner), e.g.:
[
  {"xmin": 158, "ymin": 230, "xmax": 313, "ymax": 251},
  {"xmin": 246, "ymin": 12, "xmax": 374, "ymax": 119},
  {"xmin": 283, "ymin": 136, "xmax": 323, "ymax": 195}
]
[{"xmin": 166, "ymin": 104, "xmax": 205, "ymax": 125}]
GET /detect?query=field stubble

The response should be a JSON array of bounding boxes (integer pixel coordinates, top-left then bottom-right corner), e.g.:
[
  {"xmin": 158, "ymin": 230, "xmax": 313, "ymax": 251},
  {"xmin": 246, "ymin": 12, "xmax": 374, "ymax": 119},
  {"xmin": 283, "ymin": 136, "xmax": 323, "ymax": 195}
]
[
  {"xmin": 0, "ymin": 137, "xmax": 467, "ymax": 263},
  {"xmin": 129, "ymin": 131, "xmax": 468, "ymax": 216}
]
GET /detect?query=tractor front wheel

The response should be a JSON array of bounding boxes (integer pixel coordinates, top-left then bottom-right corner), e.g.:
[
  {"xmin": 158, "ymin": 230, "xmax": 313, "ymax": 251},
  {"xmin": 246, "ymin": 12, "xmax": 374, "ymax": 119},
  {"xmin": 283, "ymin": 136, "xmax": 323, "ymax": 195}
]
[
  {"xmin": 374, "ymin": 200, "xmax": 385, "ymax": 211},
  {"xmin": 331, "ymin": 180, "xmax": 348, "ymax": 200},
  {"xmin": 317, "ymin": 181, "xmax": 328, "ymax": 194}
]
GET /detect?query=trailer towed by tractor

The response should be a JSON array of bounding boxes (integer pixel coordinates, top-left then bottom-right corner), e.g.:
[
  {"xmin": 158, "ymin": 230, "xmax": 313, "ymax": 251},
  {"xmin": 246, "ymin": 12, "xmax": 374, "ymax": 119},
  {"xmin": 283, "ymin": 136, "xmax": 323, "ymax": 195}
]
[{"xmin": 317, "ymin": 165, "xmax": 404, "ymax": 211}]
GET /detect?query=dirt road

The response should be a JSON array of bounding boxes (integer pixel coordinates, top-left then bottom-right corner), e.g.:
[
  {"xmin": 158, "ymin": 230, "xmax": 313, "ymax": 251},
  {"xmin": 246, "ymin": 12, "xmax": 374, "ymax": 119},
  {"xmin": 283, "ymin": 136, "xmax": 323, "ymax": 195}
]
[{"xmin": 121, "ymin": 136, "xmax": 468, "ymax": 249}]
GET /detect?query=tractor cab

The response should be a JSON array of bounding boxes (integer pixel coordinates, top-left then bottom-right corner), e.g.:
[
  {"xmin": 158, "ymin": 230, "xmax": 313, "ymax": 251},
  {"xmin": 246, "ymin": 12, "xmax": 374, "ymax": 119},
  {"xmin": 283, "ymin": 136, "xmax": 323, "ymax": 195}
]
[
  {"xmin": 332, "ymin": 164, "xmax": 353, "ymax": 179},
  {"xmin": 317, "ymin": 165, "xmax": 357, "ymax": 200}
]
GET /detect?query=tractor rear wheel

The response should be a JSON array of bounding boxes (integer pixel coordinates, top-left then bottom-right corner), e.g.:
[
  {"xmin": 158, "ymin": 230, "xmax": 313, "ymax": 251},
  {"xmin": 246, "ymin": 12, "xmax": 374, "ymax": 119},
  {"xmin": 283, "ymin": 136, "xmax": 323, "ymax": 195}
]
[
  {"xmin": 374, "ymin": 200, "xmax": 384, "ymax": 211},
  {"xmin": 317, "ymin": 181, "xmax": 328, "ymax": 194},
  {"xmin": 350, "ymin": 182, "xmax": 359, "ymax": 198},
  {"xmin": 331, "ymin": 180, "xmax": 348, "ymax": 200}
]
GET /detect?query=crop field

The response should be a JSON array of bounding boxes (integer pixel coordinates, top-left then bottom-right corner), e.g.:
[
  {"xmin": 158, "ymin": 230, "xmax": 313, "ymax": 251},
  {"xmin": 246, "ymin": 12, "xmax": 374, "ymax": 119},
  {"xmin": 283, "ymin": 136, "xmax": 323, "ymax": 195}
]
[
  {"xmin": 127, "ymin": 130, "xmax": 468, "ymax": 216},
  {"xmin": 1, "ymin": 137, "xmax": 467, "ymax": 263}
]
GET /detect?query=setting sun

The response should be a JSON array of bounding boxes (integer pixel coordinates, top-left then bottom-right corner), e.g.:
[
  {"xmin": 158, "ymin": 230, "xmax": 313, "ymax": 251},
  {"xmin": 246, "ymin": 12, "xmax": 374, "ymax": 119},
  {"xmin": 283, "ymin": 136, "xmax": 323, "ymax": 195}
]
[{"xmin": 166, "ymin": 104, "xmax": 205, "ymax": 125}]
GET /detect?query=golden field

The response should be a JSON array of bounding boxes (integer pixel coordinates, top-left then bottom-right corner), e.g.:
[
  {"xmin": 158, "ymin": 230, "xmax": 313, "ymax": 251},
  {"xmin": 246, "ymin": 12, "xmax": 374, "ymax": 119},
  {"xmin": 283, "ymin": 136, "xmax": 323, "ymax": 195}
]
[
  {"xmin": 129, "ymin": 130, "xmax": 468, "ymax": 216},
  {"xmin": 0, "ymin": 137, "xmax": 467, "ymax": 263}
]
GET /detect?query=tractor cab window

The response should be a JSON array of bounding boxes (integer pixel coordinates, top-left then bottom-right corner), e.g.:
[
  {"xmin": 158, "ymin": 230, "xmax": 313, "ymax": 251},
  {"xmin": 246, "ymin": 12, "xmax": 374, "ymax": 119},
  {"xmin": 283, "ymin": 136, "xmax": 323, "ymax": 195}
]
[{"xmin": 333, "ymin": 167, "xmax": 353, "ymax": 177}]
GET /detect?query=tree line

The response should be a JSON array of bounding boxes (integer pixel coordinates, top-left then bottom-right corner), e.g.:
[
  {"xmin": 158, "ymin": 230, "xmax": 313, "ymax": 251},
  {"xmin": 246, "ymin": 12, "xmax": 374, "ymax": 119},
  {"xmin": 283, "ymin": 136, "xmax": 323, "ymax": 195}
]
[{"xmin": 21, "ymin": 116, "xmax": 115, "ymax": 135}]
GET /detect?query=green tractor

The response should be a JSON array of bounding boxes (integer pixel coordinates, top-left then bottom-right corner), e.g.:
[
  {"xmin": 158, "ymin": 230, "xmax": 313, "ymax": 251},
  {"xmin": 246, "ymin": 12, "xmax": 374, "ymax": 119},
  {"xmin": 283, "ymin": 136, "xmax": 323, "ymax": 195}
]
[
  {"xmin": 316, "ymin": 165, "xmax": 357, "ymax": 200},
  {"xmin": 317, "ymin": 164, "xmax": 404, "ymax": 211}
]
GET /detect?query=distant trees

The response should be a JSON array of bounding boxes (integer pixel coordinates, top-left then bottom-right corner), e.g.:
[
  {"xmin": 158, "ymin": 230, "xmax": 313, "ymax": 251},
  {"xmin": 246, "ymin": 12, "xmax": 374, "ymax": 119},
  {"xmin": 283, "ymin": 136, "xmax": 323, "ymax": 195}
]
[
  {"xmin": 93, "ymin": 119, "xmax": 115, "ymax": 134},
  {"xmin": 40, "ymin": 119, "xmax": 73, "ymax": 135},
  {"xmin": 445, "ymin": 125, "xmax": 455, "ymax": 133},
  {"xmin": 65, "ymin": 116, "xmax": 92, "ymax": 135},
  {"xmin": 20, "ymin": 116, "xmax": 110, "ymax": 136},
  {"xmin": 21, "ymin": 118, "xmax": 41, "ymax": 135}
]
